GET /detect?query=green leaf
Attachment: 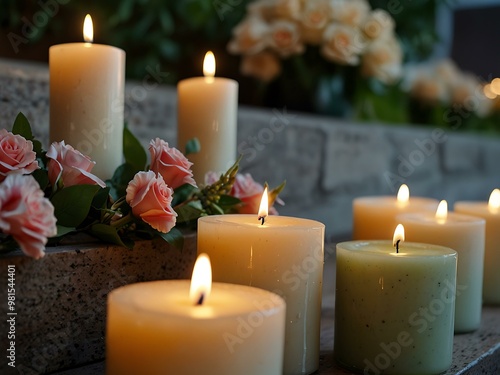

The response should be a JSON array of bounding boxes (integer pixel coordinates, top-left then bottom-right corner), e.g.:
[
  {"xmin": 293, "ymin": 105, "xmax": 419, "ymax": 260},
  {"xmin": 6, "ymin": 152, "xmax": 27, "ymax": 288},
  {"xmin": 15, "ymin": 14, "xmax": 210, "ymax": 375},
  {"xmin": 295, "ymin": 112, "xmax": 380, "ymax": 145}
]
[
  {"xmin": 109, "ymin": 163, "xmax": 138, "ymax": 200},
  {"xmin": 92, "ymin": 187, "xmax": 111, "ymax": 209},
  {"xmin": 185, "ymin": 138, "xmax": 200, "ymax": 155},
  {"xmin": 217, "ymin": 194, "xmax": 241, "ymax": 207},
  {"xmin": 56, "ymin": 225, "xmax": 76, "ymax": 237},
  {"xmin": 11, "ymin": 112, "xmax": 33, "ymax": 140},
  {"xmin": 123, "ymin": 127, "xmax": 147, "ymax": 172},
  {"xmin": 90, "ymin": 223, "xmax": 134, "ymax": 249},
  {"xmin": 175, "ymin": 201, "xmax": 204, "ymax": 223},
  {"xmin": 157, "ymin": 227, "xmax": 184, "ymax": 251},
  {"xmin": 51, "ymin": 185, "xmax": 101, "ymax": 227},
  {"xmin": 172, "ymin": 183, "xmax": 197, "ymax": 206},
  {"xmin": 31, "ymin": 169, "xmax": 50, "ymax": 191}
]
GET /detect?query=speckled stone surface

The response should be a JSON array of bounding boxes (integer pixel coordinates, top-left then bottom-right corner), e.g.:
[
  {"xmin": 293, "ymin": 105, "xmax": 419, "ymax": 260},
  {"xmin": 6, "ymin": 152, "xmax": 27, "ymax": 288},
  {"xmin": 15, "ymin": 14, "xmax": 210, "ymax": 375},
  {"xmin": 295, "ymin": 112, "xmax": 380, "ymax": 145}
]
[{"xmin": 0, "ymin": 233, "xmax": 197, "ymax": 375}]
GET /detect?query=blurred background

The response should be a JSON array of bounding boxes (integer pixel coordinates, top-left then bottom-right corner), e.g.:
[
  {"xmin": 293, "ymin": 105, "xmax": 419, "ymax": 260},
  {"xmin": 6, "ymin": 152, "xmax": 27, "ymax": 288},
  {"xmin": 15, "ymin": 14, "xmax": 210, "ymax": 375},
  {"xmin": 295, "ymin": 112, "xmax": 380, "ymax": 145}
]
[{"xmin": 1, "ymin": 0, "xmax": 500, "ymax": 133}]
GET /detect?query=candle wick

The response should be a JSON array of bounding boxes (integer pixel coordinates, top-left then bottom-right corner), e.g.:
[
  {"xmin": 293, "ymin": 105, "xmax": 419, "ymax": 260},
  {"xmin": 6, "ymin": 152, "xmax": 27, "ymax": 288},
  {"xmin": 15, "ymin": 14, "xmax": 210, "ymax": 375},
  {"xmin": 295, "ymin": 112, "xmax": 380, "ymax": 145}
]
[
  {"xmin": 196, "ymin": 292, "xmax": 205, "ymax": 306},
  {"xmin": 395, "ymin": 239, "xmax": 400, "ymax": 254},
  {"xmin": 258, "ymin": 216, "xmax": 265, "ymax": 225}
]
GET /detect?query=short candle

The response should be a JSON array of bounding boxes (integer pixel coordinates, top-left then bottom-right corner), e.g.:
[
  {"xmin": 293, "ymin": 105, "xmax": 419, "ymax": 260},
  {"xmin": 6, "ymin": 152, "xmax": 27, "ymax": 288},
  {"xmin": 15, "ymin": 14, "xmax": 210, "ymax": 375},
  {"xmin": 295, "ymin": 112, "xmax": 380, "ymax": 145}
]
[
  {"xmin": 353, "ymin": 184, "xmax": 438, "ymax": 240},
  {"xmin": 106, "ymin": 254, "xmax": 286, "ymax": 375},
  {"xmin": 455, "ymin": 189, "xmax": 500, "ymax": 305},
  {"xmin": 398, "ymin": 200, "xmax": 486, "ymax": 333},
  {"xmin": 197, "ymin": 193, "xmax": 325, "ymax": 375},
  {"xmin": 334, "ymin": 225, "xmax": 457, "ymax": 375}
]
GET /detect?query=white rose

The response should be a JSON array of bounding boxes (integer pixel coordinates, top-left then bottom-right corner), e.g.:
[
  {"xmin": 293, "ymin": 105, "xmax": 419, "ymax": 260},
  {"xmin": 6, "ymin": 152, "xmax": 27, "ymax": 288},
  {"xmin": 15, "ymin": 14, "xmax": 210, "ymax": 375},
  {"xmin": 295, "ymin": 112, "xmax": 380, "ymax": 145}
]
[
  {"xmin": 301, "ymin": 0, "xmax": 332, "ymax": 45},
  {"xmin": 361, "ymin": 35, "xmax": 402, "ymax": 84},
  {"xmin": 362, "ymin": 9, "xmax": 395, "ymax": 40},
  {"xmin": 240, "ymin": 51, "xmax": 282, "ymax": 82},
  {"xmin": 321, "ymin": 23, "xmax": 366, "ymax": 65},
  {"xmin": 331, "ymin": 0, "xmax": 370, "ymax": 27},
  {"xmin": 450, "ymin": 73, "xmax": 482, "ymax": 108},
  {"xmin": 275, "ymin": 0, "xmax": 303, "ymax": 20},
  {"xmin": 248, "ymin": 0, "xmax": 277, "ymax": 21},
  {"xmin": 228, "ymin": 16, "xmax": 270, "ymax": 55},
  {"xmin": 404, "ymin": 64, "xmax": 448, "ymax": 103},
  {"xmin": 268, "ymin": 20, "xmax": 305, "ymax": 57}
]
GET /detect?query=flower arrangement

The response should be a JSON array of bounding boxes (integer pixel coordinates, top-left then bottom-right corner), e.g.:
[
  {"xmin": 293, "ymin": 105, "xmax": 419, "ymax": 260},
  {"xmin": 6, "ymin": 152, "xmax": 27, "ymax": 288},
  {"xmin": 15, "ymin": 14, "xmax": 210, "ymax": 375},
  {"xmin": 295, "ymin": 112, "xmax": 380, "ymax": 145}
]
[
  {"xmin": 228, "ymin": 0, "xmax": 403, "ymax": 85},
  {"xmin": 0, "ymin": 113, "xmax": 285, "ymax": 259}
]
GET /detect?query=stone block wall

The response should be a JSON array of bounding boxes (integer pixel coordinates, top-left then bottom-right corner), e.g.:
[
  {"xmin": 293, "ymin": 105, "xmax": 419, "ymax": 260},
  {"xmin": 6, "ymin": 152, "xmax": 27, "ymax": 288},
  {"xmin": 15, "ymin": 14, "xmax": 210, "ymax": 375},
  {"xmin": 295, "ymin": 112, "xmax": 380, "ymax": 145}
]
[{"xmin": 1, "ymin": 58, "xmax": 499, "ymax": 240}]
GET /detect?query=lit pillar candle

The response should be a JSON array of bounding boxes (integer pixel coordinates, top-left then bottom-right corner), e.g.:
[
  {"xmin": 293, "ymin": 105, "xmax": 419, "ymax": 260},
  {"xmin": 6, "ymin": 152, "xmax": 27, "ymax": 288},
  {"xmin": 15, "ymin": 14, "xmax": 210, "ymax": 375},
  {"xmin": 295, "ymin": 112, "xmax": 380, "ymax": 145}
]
[
  {"xmin": 177, "ymin": 51, "xmax": 238, "ymax": 184},
  {"xmin": 398, "ymin": 200, "xmax": 486, "ymax": 332},
  {"xmin": 197, "ymin": 191, "xmax": 325, "ymax": 375},
  {"xmin": 49, "ymin": 14, "xmax": 125, "ymax": 180},
  {"xmin": 106, "ymin": 254, "xmax": 286, "ymax": 375},
  {"xmin": 353, "ymin": 184, "xmax": 438, "ymax": 240},
  {"xmin": 335, "ymin": 225, "xmax": 457, "ymax": 375},
  {"xmin": 454, "ymin": 189, "xmax": 500, "ymax": 305}
]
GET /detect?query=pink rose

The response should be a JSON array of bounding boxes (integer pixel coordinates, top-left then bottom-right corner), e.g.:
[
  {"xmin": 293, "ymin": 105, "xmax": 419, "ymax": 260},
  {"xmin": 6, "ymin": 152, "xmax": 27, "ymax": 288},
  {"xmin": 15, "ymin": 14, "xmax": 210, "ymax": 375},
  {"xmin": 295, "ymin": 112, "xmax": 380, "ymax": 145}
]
[
  {"xmin": 0, "ymin": 129, "xmax": 39, "ymax": 182},
  {"xmin": 126, "ymin": 171, "xmax": 177, "ymax": 233},
  {"xmin": 46, "ymin": 141, "xmax": 105, "ymax": 188},
  {"xmin": 205, "ymin": 172, "xmax": 280, "ymax": 215},
  {"xmin": 149, "ymin": 138, "xmax": 196, "ymax": 190},
  {"xmin": 0, "ymin": 174, "xmax": 57, "ymax": 259}
]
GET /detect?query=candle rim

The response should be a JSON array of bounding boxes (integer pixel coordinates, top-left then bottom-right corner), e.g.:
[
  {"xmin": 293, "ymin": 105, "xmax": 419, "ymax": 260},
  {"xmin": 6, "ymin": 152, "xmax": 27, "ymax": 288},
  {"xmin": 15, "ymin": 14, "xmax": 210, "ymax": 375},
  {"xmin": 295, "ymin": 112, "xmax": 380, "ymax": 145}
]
[
  {"xmin": 109, "ymin": 280, "xmax": 285, "ymax": 319},
  {"xmin": 398, "ymin": 211, "xmax": 486, "ymax": 225},
  {"xmin": 455, "ymin": 201, "xmax": 500, "ymax": 215},
  {"xmin": 198, "ymin": 214, "xmax": 325, "ymax": 229},
  {"xmin": 337, "ymin": 240, "xmax": 457, "ymax": 257},
  {"xmin": 49, "ymin": 43, "xmax": 125, "ymax": 54},
  {"xmin": 353, "ymin": 196, "xmax": 438, "ymax": 207}
]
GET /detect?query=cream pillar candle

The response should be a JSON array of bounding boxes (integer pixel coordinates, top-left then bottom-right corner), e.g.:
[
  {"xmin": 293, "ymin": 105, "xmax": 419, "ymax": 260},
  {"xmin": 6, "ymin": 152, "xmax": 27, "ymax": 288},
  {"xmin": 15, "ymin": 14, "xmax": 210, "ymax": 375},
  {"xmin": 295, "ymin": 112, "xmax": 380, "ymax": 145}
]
[
  {"xmin": 455, "ymin": 189, "xmax": 500, "ymax": 305},
  {"xmin": 197, "ymin": 213, "xmax": 325, "ymax": 375},
  {"xmin": 353, "ymin": 184, "xmax": 438, "ymax": 240},
  {"xmin": 335, "ymin": 227, "xmax": 457, "ymax": 375},
  {"xmin": 106, "ymin": 254, "xmax": 286, "ymax": 375},
  {"xmin": 177, "ymin": 51, "xmax": 238, "ymax": 184},
  {"xmin": 398, "ymin": 201, "xmax": 486, "ymax": 333},
  {"xmin": 50, "ymin": 15, "xmax": 125, "ymax": 180}
]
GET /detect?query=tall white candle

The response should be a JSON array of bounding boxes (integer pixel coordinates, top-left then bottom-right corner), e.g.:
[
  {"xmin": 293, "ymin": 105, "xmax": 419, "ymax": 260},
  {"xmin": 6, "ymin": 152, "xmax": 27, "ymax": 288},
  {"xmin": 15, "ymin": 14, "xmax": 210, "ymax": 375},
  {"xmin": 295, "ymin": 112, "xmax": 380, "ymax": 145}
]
[
  {"xmin": 353, "ymin": 184, "xmax": 438, "ymax": 240},
  {"xmin": 398, "ymin": 201, "xmax": 486, "ymax": 333},
  {"xmin": 197, "ymin": 211, "xmax": 325, "ymax": 375},
  {"xmin": 106, "ymin": 254, "xmax": 286, "ymax": 375},
  {"xmin": 50, "ymin": 15, "xmax": 125, "ymax": 180},
  {"xmin": 177, "ymin": 51, "xmax": 238, "ymax": 184},
  {"xmin": 335, "ymin": 228, "xmax": 457, "ymax": 375},
  {"xmin": 455, "ymin": 189, "xmax": 500, "ymax": 305}
]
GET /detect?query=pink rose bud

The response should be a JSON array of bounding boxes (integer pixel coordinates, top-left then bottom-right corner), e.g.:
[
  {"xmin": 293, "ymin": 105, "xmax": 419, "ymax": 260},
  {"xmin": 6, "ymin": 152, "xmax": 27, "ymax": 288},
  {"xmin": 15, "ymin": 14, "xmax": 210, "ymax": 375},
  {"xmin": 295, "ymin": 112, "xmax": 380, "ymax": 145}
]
[
  {"xmin": 126, "ymin": 171, "xmax": 177, "ymax": 233},
  {"xmin": 0, "ymin": 174, "xmax": 57, "ymax": 259},
  {"xmin": 149, "ymin": 138, "xmax": 196, "ymax": 190},
  {"xmin": 0, "ymin": 129, "xmax": 39, "ymax": 182},
  {"xmin": 46, "ymin": 141, "xmax": 106, "ymax": 188}
]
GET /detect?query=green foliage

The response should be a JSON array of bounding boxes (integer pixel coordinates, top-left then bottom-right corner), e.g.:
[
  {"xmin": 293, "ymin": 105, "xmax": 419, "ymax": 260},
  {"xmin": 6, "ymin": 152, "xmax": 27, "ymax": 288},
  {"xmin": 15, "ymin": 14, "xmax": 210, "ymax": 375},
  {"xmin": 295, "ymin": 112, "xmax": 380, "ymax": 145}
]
[
  {"xmin": 51, "ymin": 185, "xmax": 101, "ymax": 227},
  {"xmin": 123, "ymin": 126, "xmax": 147, "ymax": 172}
]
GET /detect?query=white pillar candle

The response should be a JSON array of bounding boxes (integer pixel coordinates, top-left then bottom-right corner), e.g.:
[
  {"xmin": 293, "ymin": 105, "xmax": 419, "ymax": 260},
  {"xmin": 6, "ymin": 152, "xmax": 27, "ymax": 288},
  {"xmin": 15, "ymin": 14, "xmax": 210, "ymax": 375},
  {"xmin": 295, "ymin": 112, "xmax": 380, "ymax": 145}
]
[
  {"xmin": 177, "ymin": 51, "xmax": 238, "ymax": 184},
  {"xmin": 197, "ymin": 213, "xmax": 325, "ymax": 375},
  {"xmin": 49, "ymin": 15, "xmax": 125, "ymax": 180},
  {"xmin": 106, "ymin": 254, "xmax": 286, "ymax": 375},
  {"xmin": 455, "ymin": 189, "xmax": 500, "ymax": 305},
  {"xmin": 353, "ymin": 184, "xmax": 438, "ymax": 240},
  {"xmin": 335, "ymin": 226, "xmax": 457, "ymax": 375},
  {"xmin": 398, "ymin": 201, "xmax": 486, "ymax": 333}
]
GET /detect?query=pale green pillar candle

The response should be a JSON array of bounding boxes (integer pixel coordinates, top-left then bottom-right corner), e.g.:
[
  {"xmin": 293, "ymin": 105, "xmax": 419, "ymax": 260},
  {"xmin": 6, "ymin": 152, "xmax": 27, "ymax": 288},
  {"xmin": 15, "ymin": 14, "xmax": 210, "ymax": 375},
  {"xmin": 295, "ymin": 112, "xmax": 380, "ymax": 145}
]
[{"xmin": 335, "ymin": 240, "xmax": 457, "ymax": 375}]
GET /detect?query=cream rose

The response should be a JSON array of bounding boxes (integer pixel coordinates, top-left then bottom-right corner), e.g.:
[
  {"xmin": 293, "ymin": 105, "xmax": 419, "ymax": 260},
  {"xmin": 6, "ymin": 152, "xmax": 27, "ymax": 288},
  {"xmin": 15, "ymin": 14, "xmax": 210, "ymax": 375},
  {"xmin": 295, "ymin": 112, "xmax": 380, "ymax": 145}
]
[
  {"xmin": 331, "ymin": 0, "xmax": 370, "ymax": 27},
  {"xmin": 241, "ymin": 51, "xmax": 282, "ymax": 82},
  {"xmin": 0, "ymin": 129, "xmax": 38, "ymax": 182},
  {"xmin": 362, "ymin": 9, "xmax": 395, "ymax": 40},
  {"xmin": 126, "ymin": 171, "xmax": 177, "ymax": 233},
  {"xmin": 321, "ymin": 23, "xmax": 366, "ymax": 65},
  {"xmin": 228, "ymin": 16, "xmax": 270, "ymax": 55},
  {"xmin": 269, "ymin": 19, "xmax": 305, "ymax": 57},
  {"xmin": 361, "ymin": 35, "xmax": 403, "ymax": 84},
  {"xmin": 300, "ymin": 1, "xmax": 332, "ymax": 45}
]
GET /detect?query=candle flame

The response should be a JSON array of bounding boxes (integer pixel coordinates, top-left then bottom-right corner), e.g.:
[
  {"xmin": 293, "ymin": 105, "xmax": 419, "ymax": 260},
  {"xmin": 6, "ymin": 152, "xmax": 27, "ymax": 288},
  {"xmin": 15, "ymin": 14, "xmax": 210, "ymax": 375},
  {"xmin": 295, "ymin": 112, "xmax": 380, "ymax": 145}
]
[
  {"xmin": 397, "ymin": 184, "xmax": 409, "ymax": 207},
  {"xmin": 436, "ymin": 200, "xmax": 448, "ymax": 224},
  {"xmin": 258, "ymin": 187, "xmax": 268, "ymax": 225},
  {"xmin": 190, "ymin": 253, "xmax": 212, "ymax": 305},
  {"xmin": 203, "ymin": 51, "xmax": 216, "ymax": 80},
  {"xmin": 488, "ymin": 189, "xmax": 500, "ymax": 213},
  {"xmin": 393, "ymin": 224, "xmax": 405, "ymax": 252},
  {"xmin": 83, "ymin": 14, "xmax": 93, "ymax": 43}
]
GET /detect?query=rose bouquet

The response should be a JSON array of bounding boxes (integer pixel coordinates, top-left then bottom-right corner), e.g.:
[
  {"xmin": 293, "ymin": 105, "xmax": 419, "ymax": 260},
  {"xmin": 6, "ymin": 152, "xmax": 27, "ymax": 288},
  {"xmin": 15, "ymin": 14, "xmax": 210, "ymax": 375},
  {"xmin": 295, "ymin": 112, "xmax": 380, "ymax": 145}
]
[{"xmin": 0, "ymin": 113, "xmax": 285, "ymax": 259}]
